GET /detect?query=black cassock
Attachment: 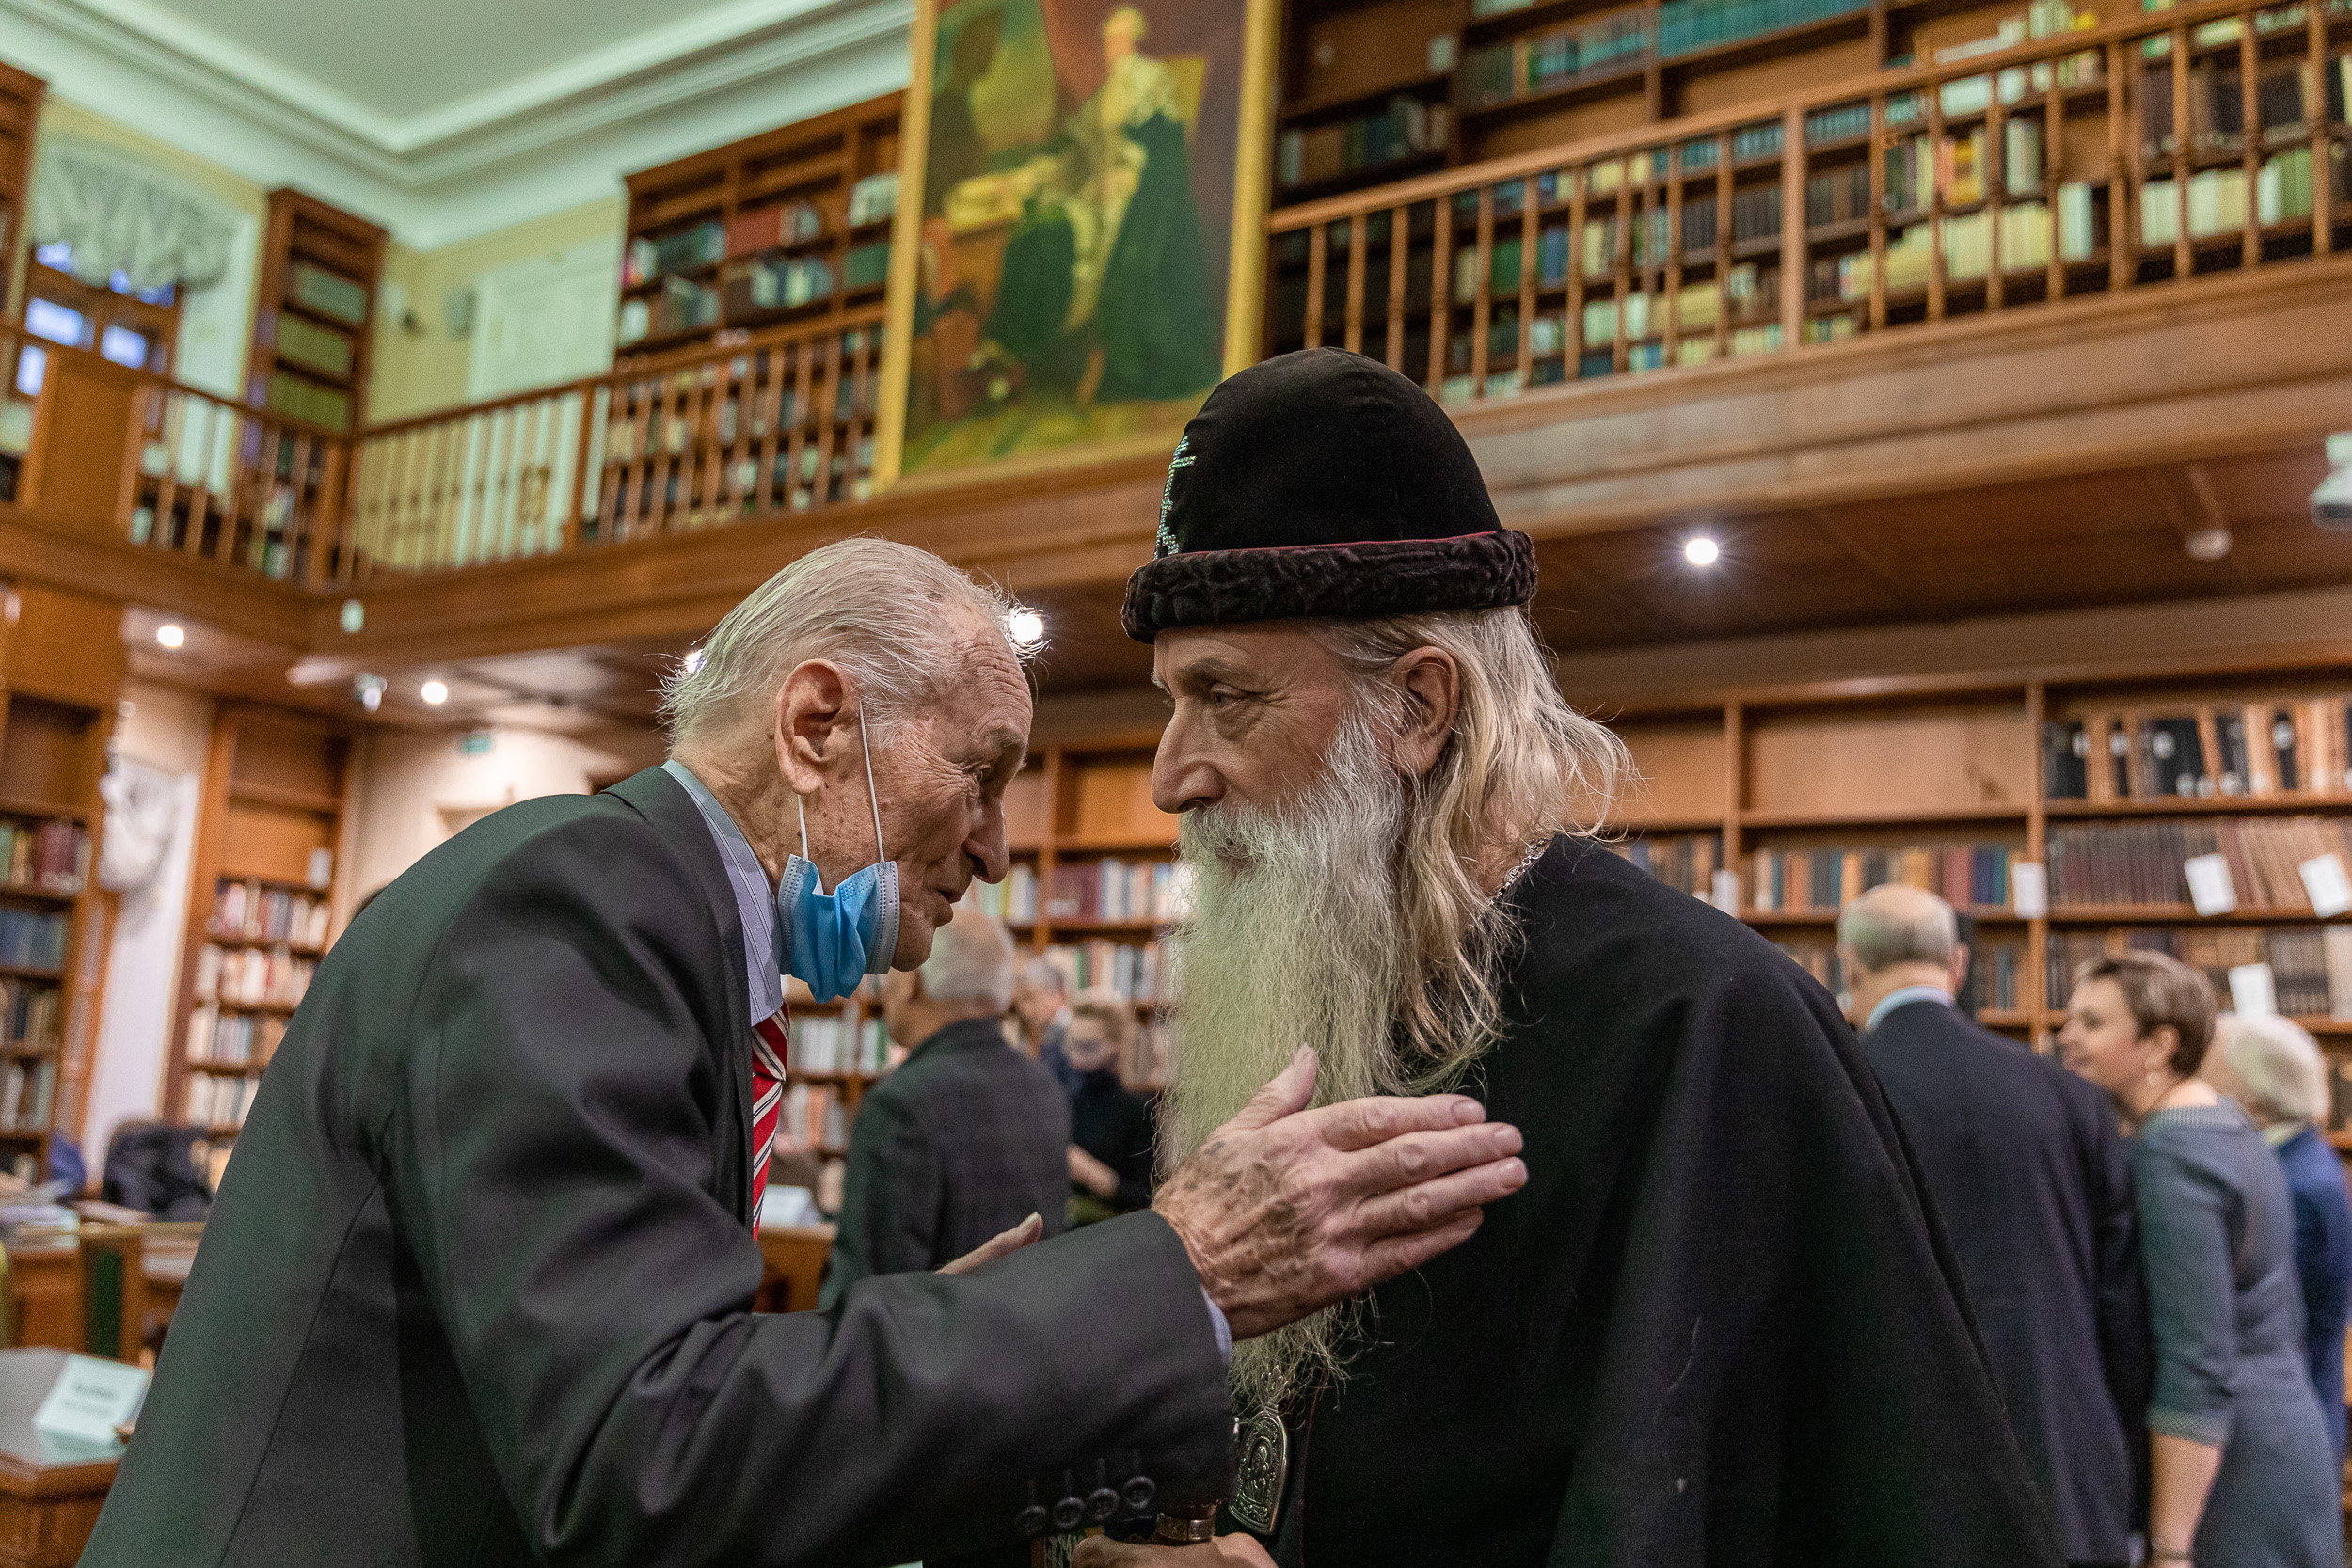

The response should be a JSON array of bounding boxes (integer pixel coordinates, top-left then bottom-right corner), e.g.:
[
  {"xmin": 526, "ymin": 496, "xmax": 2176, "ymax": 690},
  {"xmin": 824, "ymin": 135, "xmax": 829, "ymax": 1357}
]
[{"xmin": 1248, "ymin": 837, "xmax": 2062, "ymax": 1567}]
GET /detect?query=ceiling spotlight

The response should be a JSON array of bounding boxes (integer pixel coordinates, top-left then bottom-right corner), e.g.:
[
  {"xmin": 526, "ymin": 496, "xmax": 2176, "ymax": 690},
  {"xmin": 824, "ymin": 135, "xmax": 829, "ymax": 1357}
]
[
  {"xmin": 354, "ymin": 673, "xmax": 387, "ymax": 714},
  {"xmin": 1007, "ymin": 609, "xmax": 1046, "ymax": 648},
  {"xmin": 154, "ymin": 623, "xmax": 185, "ymax": 648},
  {"xmin": 1683, "ymin": 536, "xmax": 1721, "ymax": 567},
  {"xmin": 420, "ymin": 679, "xmax": 450, "ymax": 706},
  {"xmin": 2184, "ymin": 526, "xmax": 2233, "ymax": 562}
]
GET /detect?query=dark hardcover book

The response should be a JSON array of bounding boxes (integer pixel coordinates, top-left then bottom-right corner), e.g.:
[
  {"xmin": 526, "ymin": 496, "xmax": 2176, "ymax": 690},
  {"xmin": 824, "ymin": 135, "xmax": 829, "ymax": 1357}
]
[
  {"xmin": 2270, "ymin": 706, "xmax": 2302, "ymax": 791},
  {"xmin": 2215, "ymin": 710, "xmax": 2249, "ymax": 795},
  {"xmin": 2107, "ymin": 718, "xmax": 2134, "ymax": 799},
  {"xmin": 2044, "ymin": 720, "xmax": 2090, "ymax": 800},
  {"xmin": 2143, "ymin": 716, "xmax": 2206, "ymax": 797}
]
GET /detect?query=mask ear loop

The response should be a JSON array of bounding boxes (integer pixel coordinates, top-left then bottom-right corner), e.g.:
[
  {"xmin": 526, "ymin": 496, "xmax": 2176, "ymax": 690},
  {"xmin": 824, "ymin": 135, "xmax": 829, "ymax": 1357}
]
[{"xmin": 859, "ymin": 714, "xmax": 887, "ymax": 863}]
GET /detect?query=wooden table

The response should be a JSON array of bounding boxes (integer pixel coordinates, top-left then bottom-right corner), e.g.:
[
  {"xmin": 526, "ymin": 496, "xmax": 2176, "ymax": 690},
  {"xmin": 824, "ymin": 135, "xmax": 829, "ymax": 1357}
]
[
  {"xmin": 755, "ymin": 1224, "xmax": 835, "ymax": 1314},
  {"xmin": 6, "ymin": 1238, "xmax": 200, "ymax": 1354},
  {"xmin": 0, "ymin": 1348, "xmax": 120, "ymax": 1565}
]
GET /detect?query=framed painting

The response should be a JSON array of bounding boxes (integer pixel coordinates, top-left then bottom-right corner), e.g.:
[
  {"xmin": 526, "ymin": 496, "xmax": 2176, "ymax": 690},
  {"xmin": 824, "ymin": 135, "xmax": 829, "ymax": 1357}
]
[{"xmin": 873, "ymin": 0, "xmax": 1277, "ymax": 487}]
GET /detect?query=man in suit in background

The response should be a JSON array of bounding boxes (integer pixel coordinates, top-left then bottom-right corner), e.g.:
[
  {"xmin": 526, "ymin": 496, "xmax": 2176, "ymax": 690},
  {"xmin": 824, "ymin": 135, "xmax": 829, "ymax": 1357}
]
[
  {"xmin": 86, "ymin": 538, "xmax": 1530, "ymax": 1568},
  {"xmin": 822, "ymin": 914, "xmax": 1069, "ymax": 1305},
  {"xmin": 1842, "ymin": 883, "xmax": 2151, "ymax": 1568}
]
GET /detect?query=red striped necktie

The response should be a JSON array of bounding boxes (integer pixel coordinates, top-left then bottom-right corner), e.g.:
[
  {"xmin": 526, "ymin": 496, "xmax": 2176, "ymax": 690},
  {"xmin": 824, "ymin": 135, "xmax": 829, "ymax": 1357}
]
[{"xmin": 750, "ymin": 1008, "xmax": 789, "ymax": 1221}]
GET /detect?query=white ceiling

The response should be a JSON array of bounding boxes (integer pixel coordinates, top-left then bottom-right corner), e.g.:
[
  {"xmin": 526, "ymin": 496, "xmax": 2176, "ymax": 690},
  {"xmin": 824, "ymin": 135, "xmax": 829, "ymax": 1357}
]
[{"xmin": 0, "ymin": 0, "xmax": 914, "ymax": 245}]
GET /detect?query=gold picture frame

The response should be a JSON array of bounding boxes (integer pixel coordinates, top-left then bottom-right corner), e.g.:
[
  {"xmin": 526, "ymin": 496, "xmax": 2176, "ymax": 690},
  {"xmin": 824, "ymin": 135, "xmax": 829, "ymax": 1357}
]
[{"xmin": 874, "ymin": 0, "xmax": 1277, "ymax": 490}]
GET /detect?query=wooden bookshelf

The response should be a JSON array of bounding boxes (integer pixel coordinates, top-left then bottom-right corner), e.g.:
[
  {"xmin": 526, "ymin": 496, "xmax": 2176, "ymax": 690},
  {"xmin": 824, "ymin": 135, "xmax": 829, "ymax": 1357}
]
[
  {"xmin": 246, "ymin": 189, "xmax": 388, "ymax": 434},
  {"xmin": 617, "ymin": 93, "xmax": 903, "ymax": 362},
  {"xmin": 0, "ymin": 61, "xmax": 43, "ymax": 321},
  {"xmin": 166, "ymin": 705, "xmax": 354, "ymax": 1155},
  {"xmin": 1597, "ymin": 668, "xmax": 2352, "ymax": 1048},
  {"xmin": 0, "ymin": 581, "xmax": 124, "ymax": 1184}
]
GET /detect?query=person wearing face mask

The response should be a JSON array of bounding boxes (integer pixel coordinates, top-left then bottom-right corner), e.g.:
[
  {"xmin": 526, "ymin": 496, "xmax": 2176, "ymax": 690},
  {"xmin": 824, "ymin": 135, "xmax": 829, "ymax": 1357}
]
[
  {"xmin": 1062, "ymin": 990, "xmax": 1158, "ymax": 1222},
  {"xmin": 83, "ymin": 538, "xmax": 1534, "ymax": 1568},
  {"xmin": 2057, "ymin": 953, "xmax": 2342, "ymax": 1568}
]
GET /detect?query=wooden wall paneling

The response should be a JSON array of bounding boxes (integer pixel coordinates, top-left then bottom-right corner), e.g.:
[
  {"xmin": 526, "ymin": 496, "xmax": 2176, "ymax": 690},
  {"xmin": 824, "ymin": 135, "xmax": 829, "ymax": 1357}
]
[
  {"xmin": 0, "ymin": 61, "xmax": 47, "ymax": 320},
  {"xmin": 1615, "ymin": 719, "xmax": 1731, "ymax": 825},
  {"xmin": 1742, "ymin": 699, "xmax": 2034, "ymax": 819},
  {"xmin": 1064, "ymin": 752, "xmax": 1177, "ymax": 849}
]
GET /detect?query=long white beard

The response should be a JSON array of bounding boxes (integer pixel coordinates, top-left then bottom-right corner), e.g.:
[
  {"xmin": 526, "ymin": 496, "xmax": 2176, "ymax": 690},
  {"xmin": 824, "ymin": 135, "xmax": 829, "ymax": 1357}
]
[{"xmin": 1161, "ymin": 713, "xmax": 1411, "ymax": 1413}]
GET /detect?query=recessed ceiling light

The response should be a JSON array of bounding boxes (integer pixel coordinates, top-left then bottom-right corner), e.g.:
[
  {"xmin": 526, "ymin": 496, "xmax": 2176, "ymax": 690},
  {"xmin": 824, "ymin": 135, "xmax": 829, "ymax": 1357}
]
[
  {"xmin": 1008, "ymin": 609, "xmax": 1046, "ymax": 648},
  {"xmin": 420, "ymin": 679, "xmax": 449, "ymax": 706},
  {"xmin": 154, "ymin": 624, "xmax": 184, "ymax": 648},
  {"xmin": 1684, "ymin": 536, "xmax": 1721, "ymax": 567}
]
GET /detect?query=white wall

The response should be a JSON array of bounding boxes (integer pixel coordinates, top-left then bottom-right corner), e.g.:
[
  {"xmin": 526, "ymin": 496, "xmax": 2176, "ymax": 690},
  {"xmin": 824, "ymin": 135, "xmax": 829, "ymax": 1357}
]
[
  {"xmin": 84, "ymin": 681, "xmax": 215, "ymax": 1159},
  {"xmin": 347, "ymin": 726, "xmax": 648, "ymax": 898}
]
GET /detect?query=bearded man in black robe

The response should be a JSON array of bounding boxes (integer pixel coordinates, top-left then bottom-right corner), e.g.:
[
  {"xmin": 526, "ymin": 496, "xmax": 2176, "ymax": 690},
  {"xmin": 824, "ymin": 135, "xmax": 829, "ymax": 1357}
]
[{"xmin": 1078, "ymin": 348, "xmax": 2062, "ymax": 1568}]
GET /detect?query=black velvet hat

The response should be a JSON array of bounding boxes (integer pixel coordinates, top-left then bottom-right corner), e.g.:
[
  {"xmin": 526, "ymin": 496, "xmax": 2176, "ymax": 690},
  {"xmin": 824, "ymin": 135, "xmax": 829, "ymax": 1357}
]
[{"xmin": 1120, "ymin": 348, "xmax": 1535, "ymax": 641}]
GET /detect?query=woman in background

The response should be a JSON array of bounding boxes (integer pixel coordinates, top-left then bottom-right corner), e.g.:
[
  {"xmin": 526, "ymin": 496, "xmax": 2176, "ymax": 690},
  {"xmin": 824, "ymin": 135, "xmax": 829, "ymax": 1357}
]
[
  {"xmin": 2205, "ymin": 1012, "xmax": 2352, "ymax": 1467},
  {"xmin": 2058, "ymin": 952, "xmax": 2341, "ymax": 1568},
  {"xmin": 1060, "ymin": 990, "xmax": 1157, "ymax": 1225}
]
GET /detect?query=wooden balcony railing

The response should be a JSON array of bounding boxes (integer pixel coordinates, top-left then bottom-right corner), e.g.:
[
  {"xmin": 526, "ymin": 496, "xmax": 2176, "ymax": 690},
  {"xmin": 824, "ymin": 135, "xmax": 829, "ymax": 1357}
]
[
  {"xmin": 1264, "ymin": 0, "xmax": 2348, "ymax": 399},
  {"xmin": 343, "ymin": 307, "xmax": 884, "ymax": 578},
  {"xmin": 121, "ymin": 376, "xmax": 353, "ymax": 585}
]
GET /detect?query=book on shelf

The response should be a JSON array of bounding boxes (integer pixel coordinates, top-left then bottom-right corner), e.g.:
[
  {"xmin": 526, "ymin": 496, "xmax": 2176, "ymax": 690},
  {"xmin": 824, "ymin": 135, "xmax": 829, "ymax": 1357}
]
[
  {"xmin": 625, "ymin": 221, "xmax": 727, "ymax": 288},
  {"xmin": 0, "ymin": 1056, "xmax": 55, "ymax": 1132},
  {"xmin": 262, "ymin": 372, "xmax": 351, "ymax": 432},
  {"xmin": 288, "ymin": 262, "xmax": 369, "ymax": 327},
  {"xmin": 0, "ymin": 817, "xmax": 88, "ymax": 894},
  {"xmin": 1042, "ymin": 939, "xmax": 1169, "ymax": 1004},
  {"xmin": 275, "ymin": 313, "xmax": 354, "ymax": 378},
  {"xmin": 184, "ymin": 1005, "xmax": 286, "ymax": 1068},
  {"xmin": 962, "ymin": 863, "xmax": 1039, "ymax": 924},
  {"xmin": 0, "ymin": 977, "xmax": 57, "ymax": 1050},
  {"xmin": 723, "ymin": 202, "xmax": 826, "ymax": 260},
  {"xmin": 211, "ymin": 880, "xmax": 333, "ymax": 948},
  {"xmin": 779, "ymin": 1081, "xmax": 851, "ymax": 1152},
  {"xmin": 1278, "ymin": 98, "xmax": 1448, "ymax": 190},
  {"xmin": 1041, "ymin": 860, "xmax": 1184, "ymax": 924},
  {"xmin": 2044, "ymin": 720, "xmax": 2091, "ymax": 800},
  {"xmin": 0, "ymin": 905, "xmax": 66, "ymax": 970},
  {"xmin": 1747, "ymin": 841, "xmax": 2015, "ymax": 913},
  {"xmin": 2049, "ymin": 924, "xmax": 2352, "ymax": 1019},
  {"xmin": 847, "ymin": 171, "xmax": 899, "ymax": 229},
  {"xmin": 1607, "ymin": 833, "xmax": 1723, "ymax": 898},
  {"xmin": 184, "ymin": 1071, "xmax": 259, "ymax": 1132},
  {"xmin": 2046, "ymin": 816, "xmax": 2352, "ymax": 909},
  {"xmin": 191, "ymin": 942, "xmax": 315, "ymax": 1009},
  {"xmin": 2062, "ymin": 700, "xmax": 2352, "ymax": 800},
  {"xmin": 786, "ymin": 1012, "xmax": 890, "ymax": 1076}
]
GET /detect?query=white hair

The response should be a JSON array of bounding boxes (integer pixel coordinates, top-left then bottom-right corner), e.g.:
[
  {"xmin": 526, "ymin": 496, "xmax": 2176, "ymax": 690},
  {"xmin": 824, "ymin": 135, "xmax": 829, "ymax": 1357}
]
[
  {"xmin": 921, "ymin": 911, "xmax": 1017, "ymax": 1011},
  {"xmin": 2215, "ymin": 1012, "xmax": 2330, "ymax": 1125},
  {"xmin": 1017, "ymin": 956, "xmax": 1068, "ymax": 996},
  {"xmin": 660, "ymin": 537, "xmax": 1032, "ymax": 745},
  {"xmin": 1836, "ymin": 885, "xmax": 1959, "ymax": 974}
]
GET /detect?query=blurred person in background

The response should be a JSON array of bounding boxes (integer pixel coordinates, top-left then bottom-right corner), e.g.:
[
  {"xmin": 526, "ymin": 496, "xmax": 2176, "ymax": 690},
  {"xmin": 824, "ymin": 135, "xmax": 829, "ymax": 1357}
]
[
  {"xmin": 1012, "ymin": 955, "xmax": 1080, "ymax": 1092},
  {"xmin": 1840, "ymin": 884, "xmax": 2149, "ymax": 1568},
  {"xmin": 2205, "ymin": 1012, "xmax": 2352, "ymax": 1467},
  {"xmin": 1063, "ymin": 990, "xmax": 1157, "ymax": 1223},
  {"xmin": 821, "ymin": 913, "xmax": 1069, "ymax": 1305},
  {"xmin": 2059, "ymin": 952, "xmax": 2343, "ymax": 1568}
]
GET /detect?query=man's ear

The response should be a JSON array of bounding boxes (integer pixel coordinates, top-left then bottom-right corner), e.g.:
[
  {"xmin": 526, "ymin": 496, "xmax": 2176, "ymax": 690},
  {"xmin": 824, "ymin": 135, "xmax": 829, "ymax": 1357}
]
[
  {"xmin": 1389, "ymin": 646, "xmax": 1461, "ymax": 778},
  {"xmin": 1947, "ymin": 944, "xmax": 1973, "ymax": 993},
  {"xmin": 774, "ymin": 660, "xmax": 851, "ymax": 796}
]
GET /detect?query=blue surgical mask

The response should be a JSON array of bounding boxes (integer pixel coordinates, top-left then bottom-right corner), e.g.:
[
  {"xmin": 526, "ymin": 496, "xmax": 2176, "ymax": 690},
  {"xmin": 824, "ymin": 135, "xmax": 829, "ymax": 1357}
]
[{"xmin": 775, "ymin": 720, "xmax": 900, "ymax": 1002}]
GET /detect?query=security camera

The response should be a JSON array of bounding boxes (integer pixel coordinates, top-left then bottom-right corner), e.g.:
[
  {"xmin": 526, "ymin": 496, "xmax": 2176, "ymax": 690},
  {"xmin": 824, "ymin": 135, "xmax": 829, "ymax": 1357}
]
[{"xmin": 2315, "ymin": 433, "xmax": 2352, "ymax": 531}]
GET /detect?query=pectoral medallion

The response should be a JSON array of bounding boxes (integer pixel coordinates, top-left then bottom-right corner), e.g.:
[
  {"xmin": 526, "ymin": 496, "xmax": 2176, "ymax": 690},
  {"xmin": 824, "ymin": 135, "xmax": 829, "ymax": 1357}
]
[{"xmin": 1229, "ymin": 1403, "xmax": 1288, "ymax": 1536}]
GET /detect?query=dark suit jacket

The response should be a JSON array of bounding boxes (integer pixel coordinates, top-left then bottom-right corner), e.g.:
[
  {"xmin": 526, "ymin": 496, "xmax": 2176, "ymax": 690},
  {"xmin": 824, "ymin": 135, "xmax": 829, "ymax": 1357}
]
[
  {"xmin": 1864, "ymin": 998, "xmax": 2152, "ymax": 1562},
  {"xmin": 83, "ymin": 768, "xmax": 1232, "ymax": 1568},
  {"xmin": 1072, "ymin": 1070, "xmax": 1158, "ymax": 1213},
  {"xmin": 820, "ymin": 1017, "xmax": 1071, "ymax": 1305},
  {"xmin": 2276, "ymin": 1122, "xmax": 2352, "ymax": 1465}
]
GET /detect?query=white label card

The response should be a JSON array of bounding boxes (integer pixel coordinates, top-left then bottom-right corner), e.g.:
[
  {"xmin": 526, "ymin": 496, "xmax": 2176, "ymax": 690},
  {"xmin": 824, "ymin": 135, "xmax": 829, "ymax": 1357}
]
[
  {"xmin": 2228, "ymin": 962, "xmax": 2279, "ymax": 1020},
  {"xmin": 2010, "ymin": 862, "xmax": 2048, "ymax": 919},
  {"xmin": 2301, "ymin": 853, "xmax": 2352, "ymax": 920},
  {"xmin": 2184, "ymin": 853, "xmax": 2237, "ymax": 916},
  {"xmin": 32, "ymin": 1354, "xmax": 148, "ymax": 1449},
  {"xmin": 1709, "ymin": 869, "xmax": 1740, "ymax": 915}
]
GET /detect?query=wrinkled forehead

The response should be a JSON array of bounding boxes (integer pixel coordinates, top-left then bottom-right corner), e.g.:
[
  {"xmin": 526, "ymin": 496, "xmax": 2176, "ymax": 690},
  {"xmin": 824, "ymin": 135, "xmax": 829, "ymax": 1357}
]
[{"xmin": 1149, "ymin": 622, "xmax": 1350, "ymax": 693}]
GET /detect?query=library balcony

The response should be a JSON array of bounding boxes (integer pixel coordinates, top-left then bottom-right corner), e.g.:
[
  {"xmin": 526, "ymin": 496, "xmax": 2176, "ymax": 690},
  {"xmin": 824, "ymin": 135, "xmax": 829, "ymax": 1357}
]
[{"xmin": 0, "ymin": 0, "xmax": 2347, "ymax": 692}]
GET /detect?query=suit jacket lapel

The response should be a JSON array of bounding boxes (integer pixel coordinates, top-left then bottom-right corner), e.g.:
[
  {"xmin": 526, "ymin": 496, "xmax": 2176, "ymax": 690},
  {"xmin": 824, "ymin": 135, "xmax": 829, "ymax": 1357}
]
[{"xmin": 608, "ymin": 766, "xmax": 756, "ymax": 1226}]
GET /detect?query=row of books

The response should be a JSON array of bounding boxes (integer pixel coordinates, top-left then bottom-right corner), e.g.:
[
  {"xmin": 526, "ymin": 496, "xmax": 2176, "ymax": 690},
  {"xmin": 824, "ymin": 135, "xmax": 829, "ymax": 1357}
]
[
  {"xmin": 2048, "ymin": 926, "xmax": 2352, "ymax": 1018},
  {"xmin": 1041, "ymin": 860, "xmax": 1187, "ymax": 925},
  {"xmin": 1042, "ymin": 940, "xmax": 1169, "ymax": 1005},
  {"xmin": 1278, "ymin": 98, "xmax": 1449, "ymax": 190},
  {"xmin": 184, "ymin": 1006, "xmax": 287, "ymax": 1067},
  {"xmin": 2141, "ymin": 149, "xmax": 2346, "ymax": 246},
  {"xmin": 0, "ymin": 977, "xmax": 57, "ymax": 1051},
  {"xmin": 1750, "ymin": 842, "xmax": 2016, "ymax": 913},
  {"xmin": 185, "ymin": 1070, "xmax": 259, "ymax": 1132},
  {"xmin": 1814, "ymin": 194, "xmax": 2101, "ymax": 300},
  {"xmin": 2044, "ymin": 817, "xmax": 2352, "ymax": 910},
  {"xmin": 0, "ymin": 817, "xmax": 88, "ymax": 895},
  {"xmin": 2044, "ymin": 702, "xmax": 2352, "ymax": 800},
  {"xmin": 779, "ymin": 1082, "xmax": 851, "ymax": 1153},
  {"xmin": 190, "ymin": 943, "xmax": 315, "ymax": 1009},
  {"xmin": 2139, "ymin": 55, "xmax": 2351, "ymax": 162},
  {"xmin": 786, "ymin": 1013, "xmax": 890, "ymax": 1077},
  {"xmin": 0, "ymin": 907, "xmax": 65, "ymax": 971},
  {"xmin": 623, "ymin": 177, "xmax": 899, "ymax": 290},
  {"xmin": 1658, "ymin": 0, "xmax": 1867, "ymax": 58},
  {"xmin": 963, "ymin": 865, "xmax": 1040, "ymax": 924},
  {"xmin": 262, "ymin": 372, "xmax": 352, "ymax": 434},
  {"xmin": 213, "ymin": 879, "xmax": 333, "ymax": 950},
  {"xmin": 1460, "ymin": 8, "xmax": 1649, "ymax": 107},
  {"xmin": 275, "ymin": 312, "xmax": 355, "ymax": 379},
  {"xmin": 288, "ymin": 261, "xmax": 368, "ymax": 327},
  {"xmin": 0, "ymin": 1058, "xmax": 56, "ymax": 1132},
  {"xmin": 1774, "ymin": 935, "xmax": 2026, "ymax": 1012},
  {"xmin": 1608, "ymin": 833, "xmax": 1724, "ymax": 898}
]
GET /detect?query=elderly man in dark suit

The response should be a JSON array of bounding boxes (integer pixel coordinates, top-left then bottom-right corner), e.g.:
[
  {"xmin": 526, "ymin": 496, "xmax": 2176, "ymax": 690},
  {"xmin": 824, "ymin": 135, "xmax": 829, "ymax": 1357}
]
[
  {"xmin": 83, "ymin": 538, "xmax": 1530, "ymax": 1568},
  {"xmin": 821, "ymin": 913, "xmax": 1067, "ymax": 1304},
  {"xmin": 1842, "ymin": 882, "xmax": 2152, "ymax": 1568}
]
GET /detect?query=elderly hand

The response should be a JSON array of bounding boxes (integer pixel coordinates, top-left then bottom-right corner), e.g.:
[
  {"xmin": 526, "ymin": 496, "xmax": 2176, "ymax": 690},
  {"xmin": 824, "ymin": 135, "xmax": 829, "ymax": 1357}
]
[
  {"xmin": 938, "ymin": 1212, "xmax": 1043, "ymax": 1275},
  {"xmin": 1152, "ymin": 1048, "xmax": 1524, "ymax": 1340},
  {"xmin": 1073, "ymin": 1535, "xmax": 1275, "ymax": 1568}
]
